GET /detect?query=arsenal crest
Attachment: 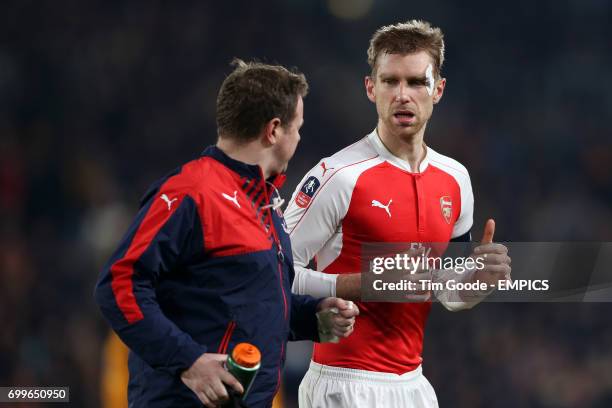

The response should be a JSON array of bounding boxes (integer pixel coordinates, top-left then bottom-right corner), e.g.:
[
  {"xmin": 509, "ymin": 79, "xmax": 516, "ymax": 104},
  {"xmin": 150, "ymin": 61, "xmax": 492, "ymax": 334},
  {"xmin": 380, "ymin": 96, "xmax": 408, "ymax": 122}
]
[{"xmin": 440, "ymin": 196, "xmax": 452, "ymax": 224}]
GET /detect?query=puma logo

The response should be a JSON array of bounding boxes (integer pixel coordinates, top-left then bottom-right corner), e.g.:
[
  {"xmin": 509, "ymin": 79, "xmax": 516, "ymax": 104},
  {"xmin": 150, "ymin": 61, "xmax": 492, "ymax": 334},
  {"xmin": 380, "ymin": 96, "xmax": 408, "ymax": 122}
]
[
  {"xmin": 222, "ymin": 190, "xmax": 240, "ymax": 208},
  {"xmin": 160, "ymin": 194, "xmax": 178, "ymax": 211},
  {"xmin": 320, "ymin": 162, "xmax": 334, "ymax": 177},
  {"xmin": 371, "ymin": 199, "xmax": 392, "ymax": 218}
]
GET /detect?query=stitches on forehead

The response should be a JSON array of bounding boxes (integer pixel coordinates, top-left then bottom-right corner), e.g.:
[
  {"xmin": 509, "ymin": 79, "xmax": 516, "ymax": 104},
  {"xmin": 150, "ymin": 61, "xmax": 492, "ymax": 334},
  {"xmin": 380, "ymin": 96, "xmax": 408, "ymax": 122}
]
[{"xmin": 425, "ymin": 64, "xmax": 434, "ymax": 96}]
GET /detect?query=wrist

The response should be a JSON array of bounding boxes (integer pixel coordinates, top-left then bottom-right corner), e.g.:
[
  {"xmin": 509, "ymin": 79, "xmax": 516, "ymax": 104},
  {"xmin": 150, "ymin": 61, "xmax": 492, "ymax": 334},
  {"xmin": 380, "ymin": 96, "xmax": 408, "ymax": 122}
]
[{"xmin": 336, "ymin": 273, "xmax": 361, "ymax": 300}]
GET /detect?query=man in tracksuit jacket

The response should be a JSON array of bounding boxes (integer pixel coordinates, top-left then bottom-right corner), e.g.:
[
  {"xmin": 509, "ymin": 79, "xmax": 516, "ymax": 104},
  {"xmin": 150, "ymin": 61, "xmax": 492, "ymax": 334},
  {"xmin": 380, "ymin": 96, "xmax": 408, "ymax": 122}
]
[{"xmin": 94, "ymin": 59, "xmax": 359, "ymax": 408}]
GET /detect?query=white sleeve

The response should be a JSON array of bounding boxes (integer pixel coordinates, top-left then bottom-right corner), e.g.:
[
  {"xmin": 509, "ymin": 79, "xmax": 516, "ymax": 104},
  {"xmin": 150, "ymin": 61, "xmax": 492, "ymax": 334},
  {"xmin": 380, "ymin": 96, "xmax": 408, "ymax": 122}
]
[
  {"xmin": 433, "ymin": 267, "xmax": 493, "ymax": 312},
  {"xmin": 284, "ymin": 160, "xmax": 356, "ymax": 298},
  {"xmin": 437, "ymin": 167, "xmax": 490, "ymax": 310},
  {"xmin": 424, "ymin": 157, "xmax": 480, "ymax": 309},
  {"xmin": 451, "ymin": 169, "xmax": 474, "ymax": 239}
]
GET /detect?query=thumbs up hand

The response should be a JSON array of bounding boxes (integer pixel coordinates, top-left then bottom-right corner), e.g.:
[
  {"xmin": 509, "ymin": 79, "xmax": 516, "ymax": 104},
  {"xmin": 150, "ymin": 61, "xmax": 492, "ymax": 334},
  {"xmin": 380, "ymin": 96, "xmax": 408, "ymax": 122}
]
[
  {"xmin": 481, "ymin": 219, "xmax": 495, "ymax": 244},
  {"xmin": 471, "ymin": 219, "xmax": 512, "ymax": 288}
]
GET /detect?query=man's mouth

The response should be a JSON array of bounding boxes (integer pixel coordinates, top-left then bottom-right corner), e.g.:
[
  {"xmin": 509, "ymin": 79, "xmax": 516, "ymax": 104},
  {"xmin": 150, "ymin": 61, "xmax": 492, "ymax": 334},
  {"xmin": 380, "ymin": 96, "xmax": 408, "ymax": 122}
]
[{"xmin": 393, "ymin": 110, "xmax": 416, "ymax": 124}]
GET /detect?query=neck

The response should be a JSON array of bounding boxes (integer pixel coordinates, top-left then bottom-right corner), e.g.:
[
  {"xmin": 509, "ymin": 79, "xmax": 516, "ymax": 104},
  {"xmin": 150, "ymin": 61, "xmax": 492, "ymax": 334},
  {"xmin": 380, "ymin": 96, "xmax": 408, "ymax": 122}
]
[
  {"xmin": 216, "ymin": 137, "xmax": 276, "ymax": 179},
  {"xmin": 377, "ymin": 121, "xmax": 427, "ymax": 172}
]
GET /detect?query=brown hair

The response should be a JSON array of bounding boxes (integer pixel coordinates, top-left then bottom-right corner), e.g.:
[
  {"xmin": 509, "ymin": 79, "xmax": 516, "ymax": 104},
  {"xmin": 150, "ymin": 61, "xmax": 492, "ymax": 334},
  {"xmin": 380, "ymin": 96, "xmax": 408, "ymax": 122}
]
[
  {"xmin": 216, "ymin": 59, "xmax": 308, "ymax": 142},
  {"xmin": 367, "ymin": 20, "xmax": 445, "ymax": 78}
]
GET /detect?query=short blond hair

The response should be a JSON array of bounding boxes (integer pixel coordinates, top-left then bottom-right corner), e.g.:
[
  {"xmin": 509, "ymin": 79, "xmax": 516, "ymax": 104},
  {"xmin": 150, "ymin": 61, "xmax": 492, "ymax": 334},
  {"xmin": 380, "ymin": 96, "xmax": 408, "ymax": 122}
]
[{"xmin": 367, "ymin": 20, "xmax": 445, "ymax": 78}]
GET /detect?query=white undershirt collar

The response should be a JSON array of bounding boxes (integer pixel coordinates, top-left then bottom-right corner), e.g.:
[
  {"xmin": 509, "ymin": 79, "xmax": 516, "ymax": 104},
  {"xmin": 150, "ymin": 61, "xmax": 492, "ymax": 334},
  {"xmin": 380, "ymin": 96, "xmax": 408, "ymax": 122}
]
[{"xmin": 367, "ymin": 128, "xmax": 430, "ymax": 173}]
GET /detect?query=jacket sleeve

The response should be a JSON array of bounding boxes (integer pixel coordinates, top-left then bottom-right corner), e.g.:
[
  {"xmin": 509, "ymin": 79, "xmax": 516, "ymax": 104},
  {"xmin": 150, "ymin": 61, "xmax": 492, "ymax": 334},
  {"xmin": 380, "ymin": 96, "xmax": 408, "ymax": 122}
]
[
  {"xmin": 94, "ymin": 177, "xmax": 207, "ymax": 376},
  {"xmin": 288, "ymin": 294, "xmax": 321, "ymax": 342}
]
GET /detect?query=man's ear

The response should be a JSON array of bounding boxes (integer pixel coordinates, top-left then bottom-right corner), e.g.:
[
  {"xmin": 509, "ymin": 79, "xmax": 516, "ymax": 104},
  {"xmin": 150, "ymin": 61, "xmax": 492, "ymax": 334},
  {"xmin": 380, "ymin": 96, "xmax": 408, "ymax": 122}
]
[
  {"xmin": 263, "ymin": 118, "xmax": 282, "ymax": 146},
  {"xmin": 433, "ymin": 77, "xmax": 446, "ymax": 104},
  {"xmin": 365, "ymin": 76, "xmax": 376, "ymax": 103}
]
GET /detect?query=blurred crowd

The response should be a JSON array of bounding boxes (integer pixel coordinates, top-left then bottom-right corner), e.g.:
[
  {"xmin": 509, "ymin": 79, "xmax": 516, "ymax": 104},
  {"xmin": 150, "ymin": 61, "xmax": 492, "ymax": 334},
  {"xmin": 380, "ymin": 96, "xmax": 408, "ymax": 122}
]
[{"xmin": 1, "ymin": 1, "xmax": 611, "ymax": 406}]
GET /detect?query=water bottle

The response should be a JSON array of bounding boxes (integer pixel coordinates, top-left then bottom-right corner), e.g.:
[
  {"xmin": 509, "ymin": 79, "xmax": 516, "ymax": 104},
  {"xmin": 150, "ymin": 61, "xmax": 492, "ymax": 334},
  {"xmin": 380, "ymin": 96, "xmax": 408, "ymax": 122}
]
[{"xmin": 224, "ymin": 343, "xmax": 261, "ymax": 406}]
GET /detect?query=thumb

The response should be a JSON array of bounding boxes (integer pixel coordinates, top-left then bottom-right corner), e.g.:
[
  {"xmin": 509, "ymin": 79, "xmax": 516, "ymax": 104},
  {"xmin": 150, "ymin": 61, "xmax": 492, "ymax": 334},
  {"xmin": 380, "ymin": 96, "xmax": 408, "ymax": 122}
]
[
  {"xmin": 331, "ymin": 298, "xmax": 358, "ymax": 318},
  {"xmin": 207, "ymin": 353, "xmax": 229, "ymax": 363},
  {"xmin": 481, "ymin": 219, "xmax": 495, "ymax": 244},
  {"xmin": 319, "ymin": 297, "xmax": 351, "ymax": 312},
  {"xmin": 334, "ymin": 298, "xmax": 355, "ymax": 311},
  {"xmin": 339, "ymin": 298, "xmax": 354, "ymax": 310}
]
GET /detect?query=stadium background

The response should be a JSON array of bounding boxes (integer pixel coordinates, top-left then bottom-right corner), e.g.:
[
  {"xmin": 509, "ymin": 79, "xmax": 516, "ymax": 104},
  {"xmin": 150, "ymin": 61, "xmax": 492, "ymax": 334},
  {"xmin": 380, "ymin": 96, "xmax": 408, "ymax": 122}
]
[{"xmin": 2, "ymin": 0, "xmax": 612, "ymax": 406}]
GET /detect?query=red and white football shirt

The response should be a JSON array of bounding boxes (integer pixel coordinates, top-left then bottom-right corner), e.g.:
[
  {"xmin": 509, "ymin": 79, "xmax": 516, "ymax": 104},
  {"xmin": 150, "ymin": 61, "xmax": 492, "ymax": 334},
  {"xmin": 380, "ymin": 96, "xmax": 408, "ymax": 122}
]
[{"xmin": 284, "ymin": 129, "xmax": 474, "ymax": 374}]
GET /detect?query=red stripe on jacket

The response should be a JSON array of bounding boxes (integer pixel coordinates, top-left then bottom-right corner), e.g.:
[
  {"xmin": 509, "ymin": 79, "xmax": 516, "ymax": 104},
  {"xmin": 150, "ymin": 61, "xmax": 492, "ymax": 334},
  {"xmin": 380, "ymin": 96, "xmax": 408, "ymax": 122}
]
[{"xmin": 109, "ymin": 178, "xmax": 189, "ymax": 324}]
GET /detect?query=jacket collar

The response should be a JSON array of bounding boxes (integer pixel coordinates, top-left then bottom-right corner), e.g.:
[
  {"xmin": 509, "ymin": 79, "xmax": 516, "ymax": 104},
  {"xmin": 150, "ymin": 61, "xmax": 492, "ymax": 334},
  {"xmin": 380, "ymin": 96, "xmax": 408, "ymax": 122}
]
[{"xmin": 201, "ymin": 145, "xmax": 286, "ymax": 188}]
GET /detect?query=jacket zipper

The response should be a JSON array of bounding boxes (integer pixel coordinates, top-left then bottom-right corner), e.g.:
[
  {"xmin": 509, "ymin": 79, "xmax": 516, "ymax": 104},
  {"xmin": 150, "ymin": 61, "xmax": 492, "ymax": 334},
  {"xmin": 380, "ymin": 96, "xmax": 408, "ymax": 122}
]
[
  {"xmin": 259, "ymin": 173, "xmax": 290, "ymax": 397},
  {"xmin": 259, "ymin": 174, "xmax": 289, "ymax": 323},
  {"xmin": 217, "ymin": 320, "xmax": 236, "ymax": 354},
  {"xmin": 277, "ymin": 260, "xmax": 288, "ymax": 320}
]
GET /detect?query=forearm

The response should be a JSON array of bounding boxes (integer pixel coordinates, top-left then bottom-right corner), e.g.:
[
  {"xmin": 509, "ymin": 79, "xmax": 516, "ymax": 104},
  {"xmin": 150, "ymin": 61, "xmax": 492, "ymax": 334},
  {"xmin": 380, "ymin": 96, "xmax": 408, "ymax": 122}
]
[
  {"xmin": 113, "ymin": 313, "xmax": 207, "ymax": 374},
  {"xmin": 95, "ymin": 279, "xmax": 206, "ymax": 375},
  {"xmin": 336, "ymin": 273, "xmax": 362, "ymax": 301},
  {"xmin": 292, "ymin": 266, "xmax": 362, "ymax": 301},
  {"xmin": 289, "ymin": 294, "xmax": 322, "ymax": 342},
  {"xmin": 292, "ymin": 265, "xmax": 338, "ymax": 297}
]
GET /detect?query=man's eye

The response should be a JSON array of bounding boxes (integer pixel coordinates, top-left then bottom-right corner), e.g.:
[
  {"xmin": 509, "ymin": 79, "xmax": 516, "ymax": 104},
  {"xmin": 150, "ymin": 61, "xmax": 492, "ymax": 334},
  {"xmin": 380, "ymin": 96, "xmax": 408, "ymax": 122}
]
[{"xmin": 410, "ymin": 80, "xmax": 429, "ymax": 87}]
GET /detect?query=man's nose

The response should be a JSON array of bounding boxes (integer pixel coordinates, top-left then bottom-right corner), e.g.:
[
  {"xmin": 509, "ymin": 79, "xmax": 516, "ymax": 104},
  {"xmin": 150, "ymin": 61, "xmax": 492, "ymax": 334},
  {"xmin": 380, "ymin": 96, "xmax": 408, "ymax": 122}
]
[{"xmin": 396, "ymin": 83, "xmax": 411, "ymax": 103}]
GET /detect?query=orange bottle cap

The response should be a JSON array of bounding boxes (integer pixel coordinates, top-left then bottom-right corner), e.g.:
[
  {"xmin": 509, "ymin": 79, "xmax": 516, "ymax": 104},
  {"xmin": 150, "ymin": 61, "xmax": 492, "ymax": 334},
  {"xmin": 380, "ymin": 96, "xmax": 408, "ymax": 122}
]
[{"xmin": 232, "ymin": 343, "xmax": 261, "ymax": 368}]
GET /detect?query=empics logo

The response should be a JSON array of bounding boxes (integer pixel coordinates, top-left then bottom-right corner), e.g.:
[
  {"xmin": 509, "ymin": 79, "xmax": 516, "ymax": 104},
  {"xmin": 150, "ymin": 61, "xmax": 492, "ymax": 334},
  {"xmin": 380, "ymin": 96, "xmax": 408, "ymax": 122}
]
[
  {"xmin": 295, "ymin": 176, "xmax": 320, "ymax": 208},
  {"xmin": 440, "ymin": 196, "xmax": 452, "ymax": 224}
]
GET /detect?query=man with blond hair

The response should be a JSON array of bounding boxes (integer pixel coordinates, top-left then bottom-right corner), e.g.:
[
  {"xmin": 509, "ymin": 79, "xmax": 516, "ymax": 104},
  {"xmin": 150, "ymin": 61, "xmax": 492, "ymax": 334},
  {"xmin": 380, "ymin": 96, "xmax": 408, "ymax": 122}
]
[{"xmin": 285, "ymin": 21, "xmax": 511, "ymax": 407}]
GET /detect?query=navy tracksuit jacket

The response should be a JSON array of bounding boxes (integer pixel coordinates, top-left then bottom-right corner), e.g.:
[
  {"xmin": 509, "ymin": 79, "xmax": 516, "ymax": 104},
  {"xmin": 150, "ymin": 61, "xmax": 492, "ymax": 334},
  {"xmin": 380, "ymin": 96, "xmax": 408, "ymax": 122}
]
[{"xmin": 95, "ymin": 146, "xmax": 320, "ymax": 407}]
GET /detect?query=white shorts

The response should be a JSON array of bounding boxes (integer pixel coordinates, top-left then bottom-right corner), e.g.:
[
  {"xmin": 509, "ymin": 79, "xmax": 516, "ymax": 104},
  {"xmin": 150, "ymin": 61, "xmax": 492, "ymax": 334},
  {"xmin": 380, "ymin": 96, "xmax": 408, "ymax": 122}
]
[{"xmin": 298, "ymin": 361, "xmax": 438, "ymax": 408}]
